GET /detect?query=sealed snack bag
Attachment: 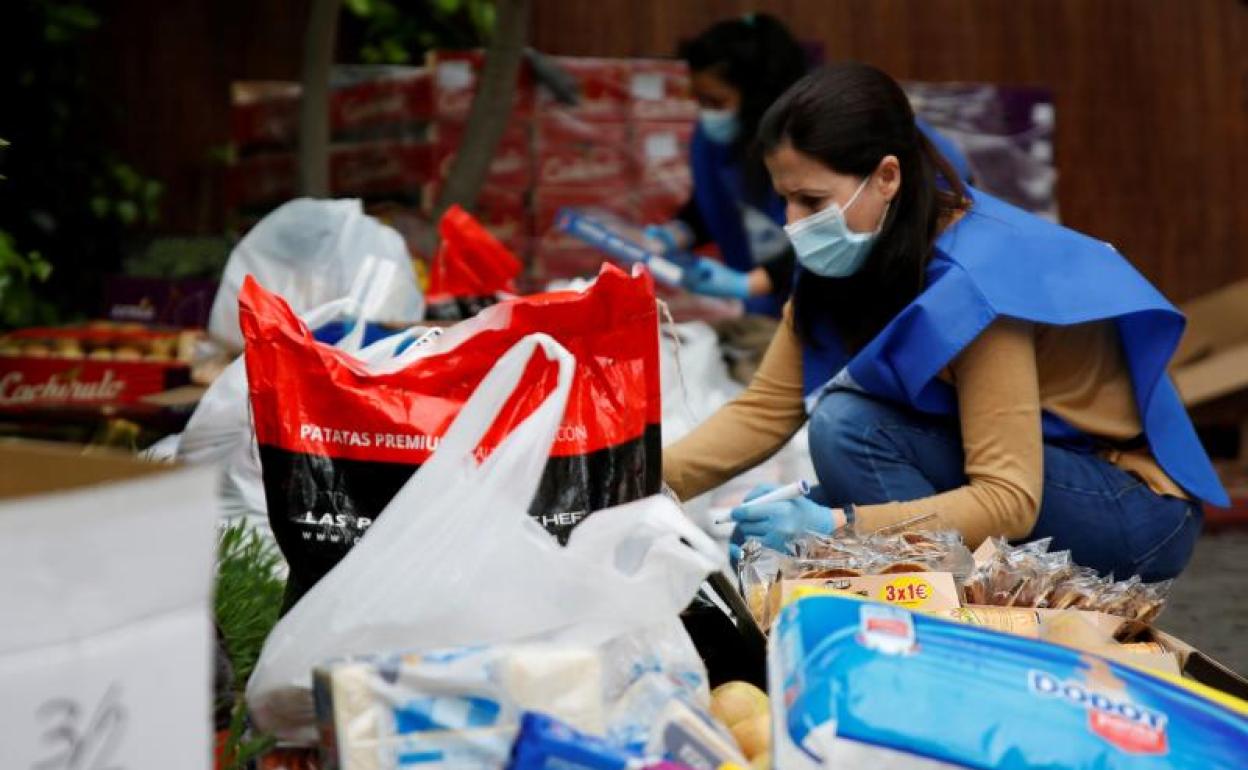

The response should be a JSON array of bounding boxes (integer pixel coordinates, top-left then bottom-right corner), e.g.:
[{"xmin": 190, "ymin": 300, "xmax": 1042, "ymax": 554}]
[
  {"xmin": 239, "ymin": 264, "xmax": 660, "ymax": 605},
  {"xmin": 770, "ymin": 592, "xmax": 1248, "ymax": 770}
]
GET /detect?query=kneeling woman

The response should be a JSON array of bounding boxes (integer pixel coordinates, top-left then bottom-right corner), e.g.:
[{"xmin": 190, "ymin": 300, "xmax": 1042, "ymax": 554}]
[{"xmin": 662, "ymin": 63, "xmax": 1225, "ymax": 581}]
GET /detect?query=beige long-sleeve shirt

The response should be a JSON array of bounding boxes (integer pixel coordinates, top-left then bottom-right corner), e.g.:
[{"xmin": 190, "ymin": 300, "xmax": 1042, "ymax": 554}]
[{"xmin": 662, "ymin": 304, "xmax": 1186, "ymax": 547}]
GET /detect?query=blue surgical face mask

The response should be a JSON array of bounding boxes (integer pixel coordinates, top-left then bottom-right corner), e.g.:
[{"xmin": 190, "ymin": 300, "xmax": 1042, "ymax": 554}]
[
  {"xmin": 698, "ymin": 108, "xmax": 740, "ymax": 145},
  {"xmin": 783, "ymin": 176, "xmax": 886, "ymax": 277}
]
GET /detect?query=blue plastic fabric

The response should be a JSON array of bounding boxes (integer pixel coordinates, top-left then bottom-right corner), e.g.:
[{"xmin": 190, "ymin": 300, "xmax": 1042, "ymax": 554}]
[
  {"xmin": 772, "ymin": 593, "xmax": 1248, "ymax": 769},
  {"xmin": 916, "ymin": 116, "xmax": 974, "ymax": 185},
  {"xmin": 509, "ymin": 712, "xmax": 637, "ymax": 770},
  {"xmin": 800, "ymin": 188, "xmax": 1226, "ymax": 506},
  {"xmin": 311, "ymin": 320, "xmax": 408, "ymax": 350}
]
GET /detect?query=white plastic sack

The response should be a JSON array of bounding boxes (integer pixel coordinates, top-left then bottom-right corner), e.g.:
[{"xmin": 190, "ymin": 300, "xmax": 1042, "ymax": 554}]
[
  {"xmin": 209, "ymin": 198, "xmax": 423, "ymax": 350},
  {"xmin": 659, "ymin": 321, "xmax": 742, "ymax": 447},
  {"xmin": 247, "ymin": 333, "xmax": 722, "ymax": 743}
]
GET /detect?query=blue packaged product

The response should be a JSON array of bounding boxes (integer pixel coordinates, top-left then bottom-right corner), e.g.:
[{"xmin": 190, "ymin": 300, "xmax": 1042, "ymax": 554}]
[
  {"xmin": 770, "ymin": 593, "xmax": 1248, "ymax": 770},
  {"xmin": 509, "ymin": 712, "xmax": 640, "ymax": 770},
  {"xmin": 554, "ymin": 209, "xmax": 699, "ymax": 287}
]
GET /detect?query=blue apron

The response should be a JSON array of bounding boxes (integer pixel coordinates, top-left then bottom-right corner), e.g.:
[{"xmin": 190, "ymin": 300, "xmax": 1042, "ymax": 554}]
[
  {"xmin": 801, "ymin": 188, "xmax": 1227, "ymax": 507},
  {"xmin": 915, "ymin": 116, "xmax": 974, "ymax": 186},
  {"xmin": 690, "ymin": 127, "xmax": 788, "ymax": 317}
]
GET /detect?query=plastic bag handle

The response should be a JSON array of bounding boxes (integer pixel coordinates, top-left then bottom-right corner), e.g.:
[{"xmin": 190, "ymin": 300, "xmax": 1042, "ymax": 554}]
[{"xmin": 413, "ymin": 332, "xmax": 574, "ymax": 483}]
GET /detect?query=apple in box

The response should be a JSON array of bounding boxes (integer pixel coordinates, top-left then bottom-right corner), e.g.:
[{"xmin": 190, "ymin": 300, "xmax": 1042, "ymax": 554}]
[
  {"xmin": 429, "ymin": 49, "xmax": 534, "ymax": 121},
  {"xmin": 629, "ymin": 60, "xmax": 698, "ymax": 122},
  {"xmin": 537, "ymin": 57, "xmax": 631, "ymax": 121},
  {"xmin": 535, "ymin": 114, "xmax": 634, "ymax": 189},
  {"xmin": 431, "ymin": 120, "xmax": 532, "ymax": 191}
]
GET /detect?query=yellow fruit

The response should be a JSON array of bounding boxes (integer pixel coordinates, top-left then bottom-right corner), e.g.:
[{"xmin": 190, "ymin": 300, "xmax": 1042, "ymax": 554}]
[
  {"xmin": 710, "ymin": 681, "xmax": 769, "ymax": 729},
  {"xmin": 731, "ymin": 712, "xmax": 771, "ymax": 760},
  {"xmin": 751, "ymin": 751, "xmax": 771, "ymax": 770}
]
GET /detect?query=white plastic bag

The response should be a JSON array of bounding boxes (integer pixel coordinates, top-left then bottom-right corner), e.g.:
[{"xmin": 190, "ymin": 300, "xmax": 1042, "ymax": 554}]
[
  {"xmin": 246, "ymin": 333, "xmax": 722, "ymax": 743},
  {"xmin": 659, "ymin": 321, "xmax": 742, "ymax": 447},
  {"xmin": 208, "ymin": 198, "xmax": 424, "ymax": 350}
]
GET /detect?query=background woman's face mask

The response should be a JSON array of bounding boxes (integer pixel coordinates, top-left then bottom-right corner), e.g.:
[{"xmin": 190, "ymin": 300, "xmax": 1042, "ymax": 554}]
[{"xmin": 698, "ymin": 108, "xmax": 740, "ymax": 145}]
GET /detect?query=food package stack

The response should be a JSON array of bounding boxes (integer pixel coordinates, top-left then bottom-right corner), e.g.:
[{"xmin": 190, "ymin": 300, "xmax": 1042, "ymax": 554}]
[
  {"xmin": 226, "ymin": 67, "xmax": 436, "ymax": 224},
  {"xmin": 423, "ymin": 51, "xmax": 536, "ymax": 260},
  {"xmin": 533, "ymin": 58, "xmax": 698, "ymax": 282}
]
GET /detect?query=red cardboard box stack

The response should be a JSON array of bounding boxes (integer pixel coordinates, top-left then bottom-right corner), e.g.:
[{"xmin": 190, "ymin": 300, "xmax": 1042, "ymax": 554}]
[
  {"xmin": 226, "ymin": 67, "xmax": 436, "ymax": 221},
  {"xmin": 225, "ymin": 55, "xmax": 699, "ymax": 283}
]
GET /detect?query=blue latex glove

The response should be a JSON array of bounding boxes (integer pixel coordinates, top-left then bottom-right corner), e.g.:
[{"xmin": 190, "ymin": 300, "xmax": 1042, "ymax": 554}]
[
  {"xmin": 682, "ymin": 257, "xmax": 750, "ymax": 300},
  {"xmin": 730, "ymin": 483, "xmax": 835, "ymax": 552},
  {"xmin": 643, "ymin": 223, "xmax": 682, "ymax": 254}
]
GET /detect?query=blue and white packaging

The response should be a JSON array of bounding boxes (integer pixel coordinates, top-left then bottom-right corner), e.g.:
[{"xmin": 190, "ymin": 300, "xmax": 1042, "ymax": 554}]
[
  {"xmin": 769, "ymin": 593, "xmax": 1248, "ymax": 770},
  {"xmin": 554, "ymin": 209, "xmax": 699, "ymax": 287},
  {"xmin": 314, "ymin": 643, "xmax": 606, "ymax": 770}
]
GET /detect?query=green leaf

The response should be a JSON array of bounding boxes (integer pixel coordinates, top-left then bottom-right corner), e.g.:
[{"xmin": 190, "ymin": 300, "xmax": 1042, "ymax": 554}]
[
  {"xmin": 382, "ymin": 37, "xmax": 409, "ymax": 64},
  {"xmin": 52, "ymin": 4, "xmax": 102, "ymax": 31},
  {"xmin": 90, "ymin": 195, "xmax": 110, "ymax": 219},
  {"xmin": 115, "ymin": 200, "xmax": 139, "ymax": 226},
  {"xmin": 344, "ymin": 0, "xmax": 373, "ymax": 16},
  {"xmin": 143, "ymin": 179, "xmax": 164, "ymax": 203},
  {"xmin": 433, "ymin": 0, "xmax": 463, "ymax": 16}
]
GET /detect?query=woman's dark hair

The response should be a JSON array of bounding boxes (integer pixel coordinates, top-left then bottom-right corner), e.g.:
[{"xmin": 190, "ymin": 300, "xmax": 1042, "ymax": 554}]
[
  {"xmin": 758, "ymin": 63, "xmax": 969, "ymax": 353},
  {"xmin": 679, "ymin": 13, "xmax": 808, "ymax": 198}
]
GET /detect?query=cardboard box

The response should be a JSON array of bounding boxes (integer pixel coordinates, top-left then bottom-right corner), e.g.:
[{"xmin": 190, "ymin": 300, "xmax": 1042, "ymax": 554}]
[
  {"xmin": 537, "ymin": 57, "xmax": 632, "ymax": 122},
  {"xmin": 0, "ymin": 324, "xmax": 198, "ymax": 411},
  {"xmin": 104, "ymin": 276, "xmax": 219, "ymax": 329},
  {"xmin": 1171, "ymin": 278, "xmax": 1248, "ymax": 408},
  {"xmin": 430, "ymin": 120, "xmax": 532, "ymax": 192},
  {"xmin": 532, "ymin": 187, "xmax": 638, "ymax": 280},
  {"xmin": 428, "ymin": 49, "xmax": 534, "ymax": 121},
  {"xmin": 230, "ymin": 81, "xmax": 301, "ymax": 152},
  {"xmin": 0, "ymin": 441, "xmax": 217, "ymax": 770},
  {"xmin": 629, "ymin": 60, "xmax": 698, "ymax": 122},
  {"xmin": 940, "ymin": 605, "xmax": 1248, "ymax": 698},
  {"xmin": 755, "ymin": 573, "xmax": 962, "ymax": 631},
  {"xmin": 230, "ymin": 68, "xmax": 433, "ymax": 153},
  {"xmin": 330, "ymin": 66, "xmax": 434, "ymax": 140},
  {"xmin": 329, "ymin": 140, "xmax": 434, "ymax": 203},
  {"xmin": 534, "ymin": 114, "xmax": 633, "ymax": 190}
]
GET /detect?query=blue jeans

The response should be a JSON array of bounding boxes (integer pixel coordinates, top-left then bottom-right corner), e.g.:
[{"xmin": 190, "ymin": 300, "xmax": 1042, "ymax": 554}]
[{"xmin": 807, "ymin": 390, "xmax": 1202, "ymax": 581}]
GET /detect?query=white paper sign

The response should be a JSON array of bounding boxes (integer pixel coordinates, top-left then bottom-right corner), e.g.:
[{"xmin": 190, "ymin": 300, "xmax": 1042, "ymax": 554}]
[
  {"xmin": 630, "ymin": 72, "xmax": 665, "ymax": 101},
  {"xmin": 437, "ymin": 60, "xmax": 475, "ymax": 91},
  {"xmin": 644, "ymin": 132, "xmax": 679, "ymax": 163},
  {"xmin": 0, "ymin": 460, "xmax": 218, "ymax": 769}
]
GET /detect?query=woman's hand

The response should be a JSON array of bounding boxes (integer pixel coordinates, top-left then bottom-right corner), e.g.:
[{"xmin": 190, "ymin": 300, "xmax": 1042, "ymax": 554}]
[
  {"xmin": 729, "ymin": 483, "xmax": 848, "ymax": 551},
  {"xmin": 682, "ymin": 258, "xmax": 751, "ymax": 299}
]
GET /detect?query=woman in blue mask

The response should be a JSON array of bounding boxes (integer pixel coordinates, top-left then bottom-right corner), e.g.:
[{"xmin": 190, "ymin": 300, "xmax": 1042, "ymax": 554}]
[
  {"xmin": 644, "ymin": 14, "xmax": 808, "ymax": 317},
  {"xmin": 662, "ymin": 63, "xmax": 1224, "ymax": 581},
  {"xmin": 652, "ymin": 17, "xmax": 973, "ymax": 318}
]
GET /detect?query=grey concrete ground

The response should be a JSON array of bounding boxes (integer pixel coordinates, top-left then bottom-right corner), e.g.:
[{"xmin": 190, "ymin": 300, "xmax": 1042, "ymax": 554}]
[{"xmin": 1157, "ymin": 531, "xmax": 1248, "ymax": 675}]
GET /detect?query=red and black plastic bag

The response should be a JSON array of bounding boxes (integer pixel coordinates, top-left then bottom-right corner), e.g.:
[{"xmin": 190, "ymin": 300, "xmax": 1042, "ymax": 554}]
[
  {"xmin": 425, "ymin": 203, "xmax": 522, "ymax": 321},
  {"xmin": 239, "ymin": 264, "xmax": 661, "ymax": 605}
]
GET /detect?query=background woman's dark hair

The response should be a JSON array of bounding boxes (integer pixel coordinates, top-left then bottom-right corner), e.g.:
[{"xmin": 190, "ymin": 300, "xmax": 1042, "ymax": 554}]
[
  {"xmin": 758, "ymin": 63, "xmax": 968, "ymax": 353},
  {"xmin": 679, "ymin": 13, "xmax": 808, "ymax": 199}
]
